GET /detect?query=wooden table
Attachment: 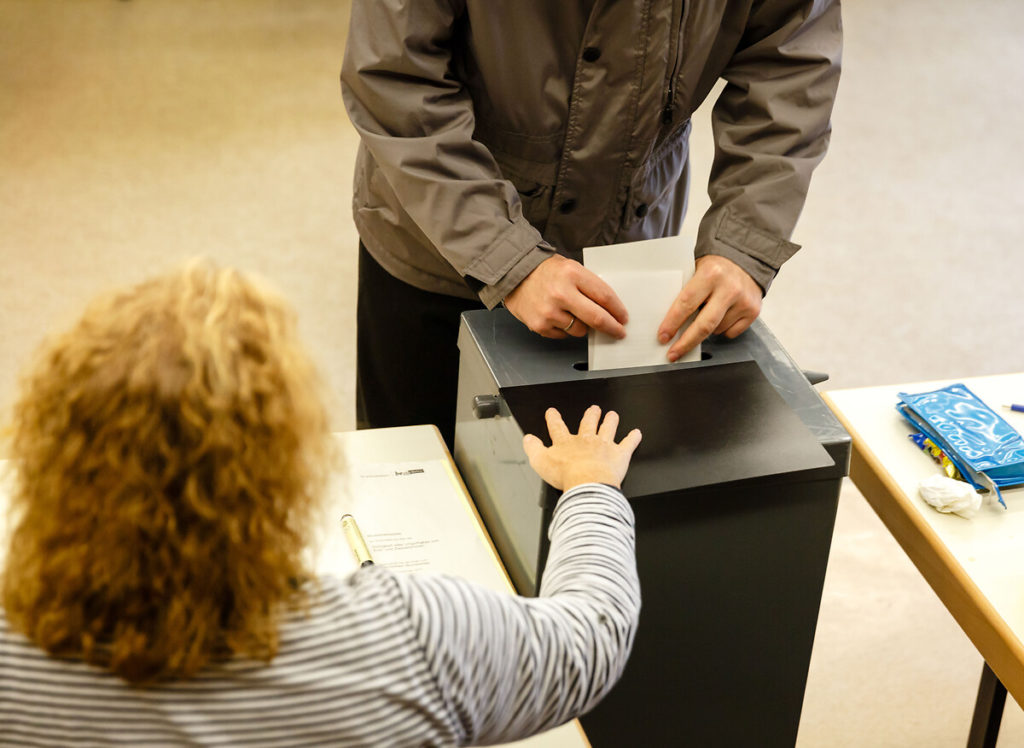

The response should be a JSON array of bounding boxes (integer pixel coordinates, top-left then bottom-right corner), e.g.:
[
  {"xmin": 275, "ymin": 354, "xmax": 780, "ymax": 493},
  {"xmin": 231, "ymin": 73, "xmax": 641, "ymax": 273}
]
[{"xmin": 824, "ymin": 374, "xmax": 1024, "ymax": 747}]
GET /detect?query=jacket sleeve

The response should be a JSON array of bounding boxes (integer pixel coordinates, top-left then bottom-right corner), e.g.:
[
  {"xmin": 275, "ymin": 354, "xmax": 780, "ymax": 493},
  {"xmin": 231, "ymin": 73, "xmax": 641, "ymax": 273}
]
[
  {"xmin": 340, "ymin": 0, "xmax": 553, "ymax": 307},
  {"xmin": 696, "ymin": 0, "xmax": 842, "ymax": 292},
  {"xmin": 395, "ymin": 483, "xmax": 640, "ymax": 745}
]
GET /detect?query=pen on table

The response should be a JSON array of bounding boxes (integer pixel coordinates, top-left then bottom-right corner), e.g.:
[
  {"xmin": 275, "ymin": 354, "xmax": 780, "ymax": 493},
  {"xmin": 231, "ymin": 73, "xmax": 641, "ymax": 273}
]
[
  {"xmin": 1003, "ymin": 404, "xmax": 1024, "ymax": 414},
  {"xmin": 341, "ymin": 514, "xmax": 374, "ymax": 567}
]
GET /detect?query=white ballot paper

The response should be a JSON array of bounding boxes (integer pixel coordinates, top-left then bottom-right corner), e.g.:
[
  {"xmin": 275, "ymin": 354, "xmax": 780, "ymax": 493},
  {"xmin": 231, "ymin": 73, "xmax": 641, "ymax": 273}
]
[
  {"xmin": 312, "ymin": 458, "xmax": 510, "ymax": 593},
  {"xmin": 583, "ymin": 235, "xmax": 699, "ymax": 371}
]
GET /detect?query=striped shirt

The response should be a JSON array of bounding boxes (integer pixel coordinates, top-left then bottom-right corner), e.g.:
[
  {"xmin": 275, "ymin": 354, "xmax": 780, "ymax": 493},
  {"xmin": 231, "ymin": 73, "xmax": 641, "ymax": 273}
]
[{"xmin": 0, "ymin": 483, "xmax": 639, "ymax": 746}]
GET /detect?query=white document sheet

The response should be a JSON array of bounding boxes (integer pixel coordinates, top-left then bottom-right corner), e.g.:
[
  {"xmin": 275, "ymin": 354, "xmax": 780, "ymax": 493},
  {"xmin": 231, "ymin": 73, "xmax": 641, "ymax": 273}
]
[
  {"xmin": 583, "ymin": 235, "xmax": 699, "ymax": 371},
  {"xmin": 314, "ymin": 447, "xmax": 590, "ymax": 747},
  {"xmin": 311, "ymin": 458, "xmax": 511, "ymax": 593}
]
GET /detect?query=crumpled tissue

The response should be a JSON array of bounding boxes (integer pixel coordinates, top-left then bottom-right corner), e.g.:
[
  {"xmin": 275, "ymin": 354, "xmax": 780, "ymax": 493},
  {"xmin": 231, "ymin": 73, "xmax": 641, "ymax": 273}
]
[{"xmin": 918, "ymin": 474, "xmax": 982, "ymax": 519}]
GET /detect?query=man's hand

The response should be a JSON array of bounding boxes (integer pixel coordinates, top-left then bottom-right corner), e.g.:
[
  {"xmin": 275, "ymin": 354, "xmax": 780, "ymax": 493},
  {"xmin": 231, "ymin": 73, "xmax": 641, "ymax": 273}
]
[
  {"xmin": 504, "ymin": 254, "xmax": 629, "ymax": 339},
  {"xmin": 657, "ymin": 255, "xmax": 763, "ymax": 361}
]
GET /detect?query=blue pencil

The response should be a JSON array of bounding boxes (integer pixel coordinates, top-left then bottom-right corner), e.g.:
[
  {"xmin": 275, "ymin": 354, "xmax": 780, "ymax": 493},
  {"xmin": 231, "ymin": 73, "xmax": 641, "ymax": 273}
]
[{"xmin": 1003, "ymin": 404, "xmax": 1024, "ymax": 414}]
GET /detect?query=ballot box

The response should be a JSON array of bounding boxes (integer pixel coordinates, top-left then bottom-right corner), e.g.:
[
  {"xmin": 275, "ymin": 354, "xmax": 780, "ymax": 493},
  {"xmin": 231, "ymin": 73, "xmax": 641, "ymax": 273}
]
[{"xmin": 453, "ymin": 309, "xmax": 850, "ymax": 747}]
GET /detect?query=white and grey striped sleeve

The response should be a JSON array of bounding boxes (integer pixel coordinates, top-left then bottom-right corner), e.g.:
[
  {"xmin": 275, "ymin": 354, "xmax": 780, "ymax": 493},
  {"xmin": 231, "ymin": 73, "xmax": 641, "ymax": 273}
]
[{"xmin": 394, "ymin": 482, "xmax": 640, "ymax": 746}]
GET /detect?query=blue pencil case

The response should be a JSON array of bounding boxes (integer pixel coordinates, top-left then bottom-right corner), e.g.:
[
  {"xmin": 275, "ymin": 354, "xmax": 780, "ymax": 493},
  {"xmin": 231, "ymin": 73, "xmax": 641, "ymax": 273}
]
[{"xmin": 897, "ymin": 383, "xmax": 1024, "ymax": 507}]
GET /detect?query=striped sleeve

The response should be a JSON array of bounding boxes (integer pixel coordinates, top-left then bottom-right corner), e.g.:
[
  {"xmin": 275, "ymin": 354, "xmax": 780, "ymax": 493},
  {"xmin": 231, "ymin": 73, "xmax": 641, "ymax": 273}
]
[{"xmin": 394, "ymin": 482, "xmax": 640, "ymax": 745}]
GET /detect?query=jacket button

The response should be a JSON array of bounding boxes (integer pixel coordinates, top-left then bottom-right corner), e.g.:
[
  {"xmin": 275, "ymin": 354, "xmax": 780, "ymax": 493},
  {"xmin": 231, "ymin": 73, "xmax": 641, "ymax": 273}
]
[
  {"xmin": 582, "ymin": 46, "xmax": 601, "ymax": 63},
  {"xmin": 559, "ymin": 198, "xmax": 577, "ymax": 214},
  {"xmin": 634, "ymin": 203, "xmax": 649, "ymax": 218}
]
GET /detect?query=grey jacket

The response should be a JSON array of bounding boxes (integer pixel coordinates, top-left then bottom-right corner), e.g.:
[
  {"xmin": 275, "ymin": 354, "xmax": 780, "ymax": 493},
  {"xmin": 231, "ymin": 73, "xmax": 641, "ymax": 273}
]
[{"xmin": 342, "ymin": 0, "xmax": 842, "ymax": 307}]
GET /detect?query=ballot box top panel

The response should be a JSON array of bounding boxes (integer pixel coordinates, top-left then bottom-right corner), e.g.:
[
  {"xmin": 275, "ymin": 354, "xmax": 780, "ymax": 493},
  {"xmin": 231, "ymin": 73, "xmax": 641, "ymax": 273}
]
[
  {"xmin": 458, "ymin": 309, "xmax": 850, "ymax": 453},
  {"xmin": 500, "ymin": 360, "xmax": 838, "ymax": 499}
]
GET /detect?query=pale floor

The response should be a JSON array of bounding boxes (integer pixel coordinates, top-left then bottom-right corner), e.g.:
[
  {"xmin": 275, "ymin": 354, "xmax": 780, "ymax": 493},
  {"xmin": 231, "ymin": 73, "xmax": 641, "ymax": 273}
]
[{"xmin": 1, "ymin": 1, "xmax": 1023, "ymax": 745}]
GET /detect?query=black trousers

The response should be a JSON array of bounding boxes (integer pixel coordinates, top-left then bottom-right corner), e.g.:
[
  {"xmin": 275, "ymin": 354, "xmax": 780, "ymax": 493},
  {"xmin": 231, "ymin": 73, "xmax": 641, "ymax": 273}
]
[{"xmin": 356, "ymin": 243, "xmax": 486, "ymax": 452}]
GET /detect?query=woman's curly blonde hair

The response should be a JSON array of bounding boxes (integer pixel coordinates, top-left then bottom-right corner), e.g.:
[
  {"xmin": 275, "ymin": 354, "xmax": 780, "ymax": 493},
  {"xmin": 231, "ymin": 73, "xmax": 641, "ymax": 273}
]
[{"xmin": 2, "ymin": 259, "xmax": 330, "ymax": 684}]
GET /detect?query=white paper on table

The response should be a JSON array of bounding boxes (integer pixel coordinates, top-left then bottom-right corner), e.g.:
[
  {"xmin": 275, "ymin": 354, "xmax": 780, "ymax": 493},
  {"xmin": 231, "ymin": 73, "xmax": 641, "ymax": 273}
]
[
  {"xmin": 583, "ymin": 235, "xmax": 699, "ymax": 371},
  {"xmin": 310, "ymin": 458, "xmax": 511, "ymax": 593},
  {"xmin": 314, "ymin": 450, "xmax": 589, "ymax": 747}
]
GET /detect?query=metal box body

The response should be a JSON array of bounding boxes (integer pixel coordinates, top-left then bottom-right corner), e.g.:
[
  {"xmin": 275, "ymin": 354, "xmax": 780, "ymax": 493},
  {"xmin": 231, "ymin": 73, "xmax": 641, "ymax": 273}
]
[{"xmin": 454, "ymin": 309, "xmax": 850, "ymax": 746}]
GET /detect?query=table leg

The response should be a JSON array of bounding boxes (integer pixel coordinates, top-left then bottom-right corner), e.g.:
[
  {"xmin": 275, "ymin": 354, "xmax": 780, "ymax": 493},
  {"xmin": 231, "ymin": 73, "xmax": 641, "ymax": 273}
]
[{"xmin": 967, "ymin": 662, "xmax": 1006, "ymax": 748}]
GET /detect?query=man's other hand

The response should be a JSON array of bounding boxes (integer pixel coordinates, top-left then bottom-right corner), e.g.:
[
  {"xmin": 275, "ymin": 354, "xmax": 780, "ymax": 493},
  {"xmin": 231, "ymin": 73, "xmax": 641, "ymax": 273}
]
[{"xmin": 657, "ymin": 255, "xmax": 762, "ymax": 361}]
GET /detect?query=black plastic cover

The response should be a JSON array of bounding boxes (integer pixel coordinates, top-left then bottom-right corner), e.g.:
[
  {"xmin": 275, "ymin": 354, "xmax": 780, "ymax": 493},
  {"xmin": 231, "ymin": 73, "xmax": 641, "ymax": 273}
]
[{"xmin": 501, "ymin": 360, "xmax": 836, "ymax": 500}]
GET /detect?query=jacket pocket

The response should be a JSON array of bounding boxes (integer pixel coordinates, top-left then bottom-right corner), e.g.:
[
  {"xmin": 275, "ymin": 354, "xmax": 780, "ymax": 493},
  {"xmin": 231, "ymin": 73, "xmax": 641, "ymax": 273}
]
[
  {"xmin": 354, "ymin": 145, "xmax": 398, "ymax": 216},
  {"xmin": 622, "ymin": 119, "xmax": 693, "ymax": 233},
  {"xmin": 493, "ymin": 151, "xmax": 559, "ymax": 234}
]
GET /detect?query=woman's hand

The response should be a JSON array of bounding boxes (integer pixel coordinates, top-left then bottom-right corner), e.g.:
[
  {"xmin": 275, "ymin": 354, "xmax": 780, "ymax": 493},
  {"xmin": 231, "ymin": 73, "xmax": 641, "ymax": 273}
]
[{"xmin": 522, "ymin": 405, "xmax": 642, "ymax": 490}]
